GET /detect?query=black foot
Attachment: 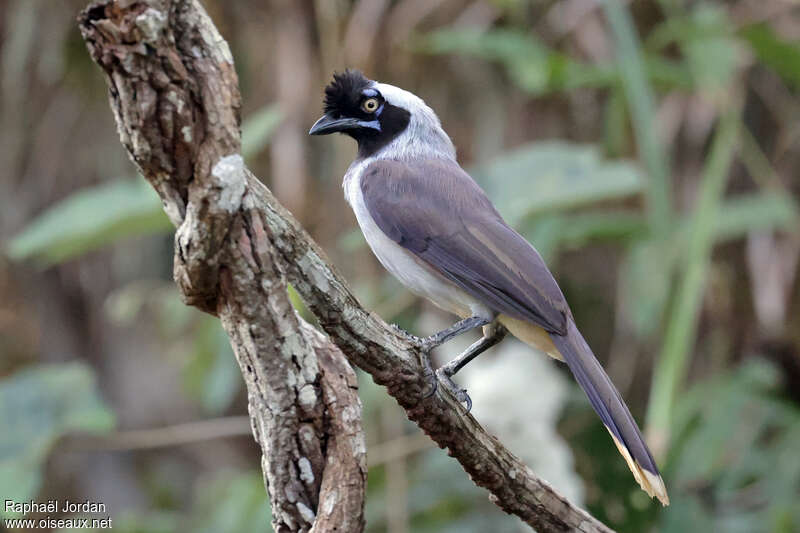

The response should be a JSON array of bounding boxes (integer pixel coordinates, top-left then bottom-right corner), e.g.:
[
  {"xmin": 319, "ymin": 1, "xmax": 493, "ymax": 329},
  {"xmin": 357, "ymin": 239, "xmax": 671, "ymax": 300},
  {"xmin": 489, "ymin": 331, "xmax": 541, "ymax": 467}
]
[
  {"xmin": 419, "ymin": 341, "xmax": 438, "ymax": 399},
  {"xmin": 391, "ymin": 325, "xmax": 440, "ymax": 353},
  {"xmin": 435, "ymin": 368, "xmax": 472, "ymax": 412},
  {"xmin": 394, "ymin": 324, "xmax": 438, "ymax": 399},
  {"xmin": 421, "ymin": 359, "xmax": 438, "ymax": 399}
]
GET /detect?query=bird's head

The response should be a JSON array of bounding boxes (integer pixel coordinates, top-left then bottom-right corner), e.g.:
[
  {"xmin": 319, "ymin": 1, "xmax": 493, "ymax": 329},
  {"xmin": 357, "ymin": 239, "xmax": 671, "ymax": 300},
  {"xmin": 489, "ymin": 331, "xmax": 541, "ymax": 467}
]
[{"xmin": 309, "ymin": 70, "xmax": 454, "ymax": 160}]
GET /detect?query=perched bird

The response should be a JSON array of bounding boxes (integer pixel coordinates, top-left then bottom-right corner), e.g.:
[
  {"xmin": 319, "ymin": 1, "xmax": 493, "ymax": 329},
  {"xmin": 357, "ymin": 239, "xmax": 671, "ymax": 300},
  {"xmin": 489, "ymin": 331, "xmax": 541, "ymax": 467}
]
[{"xmin": 309, "ymin": 70, "xmax": 669, "ymax": 506}]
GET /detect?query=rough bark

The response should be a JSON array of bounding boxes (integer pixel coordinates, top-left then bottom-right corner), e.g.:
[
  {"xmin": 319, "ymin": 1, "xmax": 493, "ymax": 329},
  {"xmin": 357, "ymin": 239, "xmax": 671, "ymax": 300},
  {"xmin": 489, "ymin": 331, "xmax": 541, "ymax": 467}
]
[
  {"xmin": 78, "ymin": 1, "xmax": 613, "ymax": 531},
  {"xmin": 78, "ymin": 2, "xmax": 366, "ymax": 532}
]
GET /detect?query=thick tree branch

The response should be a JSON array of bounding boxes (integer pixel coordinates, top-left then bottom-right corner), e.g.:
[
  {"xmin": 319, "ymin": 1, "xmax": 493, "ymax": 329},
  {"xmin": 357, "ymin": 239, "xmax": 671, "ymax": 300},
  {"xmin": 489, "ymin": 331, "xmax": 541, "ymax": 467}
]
[
  {"xmin": 78, "ymin": 1, "xmax": 612, "ymax": 531},
  {"xmin": 78, "ymin": 2, "xmax": 365, "ymax": 532}
]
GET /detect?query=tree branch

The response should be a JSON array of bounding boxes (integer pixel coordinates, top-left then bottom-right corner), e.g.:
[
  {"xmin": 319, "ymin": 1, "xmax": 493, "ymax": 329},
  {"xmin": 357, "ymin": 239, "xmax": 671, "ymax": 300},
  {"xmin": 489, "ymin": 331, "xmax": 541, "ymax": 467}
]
[
  {"xmin": 78, "ymin": 2, "xmax": 366, "ymax": 532},
  {"xmin": 78, "ymin": 1, "xmax": 612, "ymax": 531}
]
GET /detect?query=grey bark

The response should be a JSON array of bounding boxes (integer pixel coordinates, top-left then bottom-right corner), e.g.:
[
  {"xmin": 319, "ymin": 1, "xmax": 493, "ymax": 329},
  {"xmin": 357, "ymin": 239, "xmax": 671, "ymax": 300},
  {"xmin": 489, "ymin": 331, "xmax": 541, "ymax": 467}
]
[
  {"xmin": 78, "ymin": 2, "xmax": 365, "ymax": 532},
  {"xmin": 78, "ymin": 1, "xmax": 613, "ymax": 531}
]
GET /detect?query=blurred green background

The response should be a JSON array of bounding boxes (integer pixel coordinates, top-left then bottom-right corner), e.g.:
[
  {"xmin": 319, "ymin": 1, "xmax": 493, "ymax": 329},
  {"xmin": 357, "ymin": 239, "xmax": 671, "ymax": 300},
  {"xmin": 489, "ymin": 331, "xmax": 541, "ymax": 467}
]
[{"xmin": 2, "ymin": 0, "xmax": 800, "ymax": 531}]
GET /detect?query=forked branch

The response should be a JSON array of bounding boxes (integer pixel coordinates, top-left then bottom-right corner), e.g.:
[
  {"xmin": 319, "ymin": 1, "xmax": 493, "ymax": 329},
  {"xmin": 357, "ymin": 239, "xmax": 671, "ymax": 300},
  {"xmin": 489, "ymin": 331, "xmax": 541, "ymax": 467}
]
[{"xmin": 78, "ymin": 1, "xmax": 612, "ymax": 531}]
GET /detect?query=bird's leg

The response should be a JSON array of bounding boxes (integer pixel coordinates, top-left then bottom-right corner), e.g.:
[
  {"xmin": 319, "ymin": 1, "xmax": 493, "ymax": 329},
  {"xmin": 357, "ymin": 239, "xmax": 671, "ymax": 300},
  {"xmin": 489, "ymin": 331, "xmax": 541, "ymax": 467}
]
[
  {"xmin": 413, "ymin": 316, "xmax": 490, "ymax": 399},
  {"xmin": 390, "ymin": 316, "xmax": 488, "ymax": 350},
  {"xmin": 436, "ymin": 324, "xmax": 507, "ymax": 412},
  {"xmin": 440, "ymin": 323, "xmax": 507, "ymax": 375},
  {"xmin": 419, "ymin": 315, "xmax": 490, "ymax": 350}
]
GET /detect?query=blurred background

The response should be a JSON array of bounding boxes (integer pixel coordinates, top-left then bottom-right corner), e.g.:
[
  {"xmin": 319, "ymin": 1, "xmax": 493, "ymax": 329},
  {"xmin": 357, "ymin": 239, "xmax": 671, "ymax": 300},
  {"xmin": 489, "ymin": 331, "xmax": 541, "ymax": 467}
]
[{"xmin": 2, "ymin": 0, "xmax": 800, "ymax": 531}]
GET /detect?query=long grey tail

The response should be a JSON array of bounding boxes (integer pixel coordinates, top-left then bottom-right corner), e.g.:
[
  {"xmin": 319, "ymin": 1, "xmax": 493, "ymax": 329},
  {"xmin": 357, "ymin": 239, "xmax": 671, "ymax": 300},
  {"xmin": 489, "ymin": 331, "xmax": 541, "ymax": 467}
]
[{"xmin": 550, "ymin": 319, "xmax": 669, "ymax": 505}]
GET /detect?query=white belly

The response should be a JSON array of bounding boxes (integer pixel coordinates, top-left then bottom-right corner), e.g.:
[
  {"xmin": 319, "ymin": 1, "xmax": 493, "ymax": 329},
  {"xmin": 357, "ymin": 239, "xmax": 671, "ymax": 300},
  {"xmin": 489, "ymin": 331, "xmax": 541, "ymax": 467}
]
[{"xmin": 344, "ymin": 163, "xmax": 490, "ymax": 319}]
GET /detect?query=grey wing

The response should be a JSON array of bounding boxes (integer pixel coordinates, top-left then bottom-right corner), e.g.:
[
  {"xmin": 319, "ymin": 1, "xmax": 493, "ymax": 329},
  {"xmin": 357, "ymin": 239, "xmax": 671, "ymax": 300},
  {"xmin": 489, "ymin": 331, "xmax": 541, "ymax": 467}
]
[{"xmin": 361, "ymin": 159, "xmax": 569, "ymax": 335}]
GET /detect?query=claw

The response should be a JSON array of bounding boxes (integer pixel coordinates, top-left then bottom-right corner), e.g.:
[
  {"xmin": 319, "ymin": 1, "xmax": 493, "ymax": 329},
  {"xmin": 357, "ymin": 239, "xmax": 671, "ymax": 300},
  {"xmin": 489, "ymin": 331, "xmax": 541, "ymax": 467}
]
[
  {"xmin": 421, "ymin": 367, "xmax": 438, "ymax": 398},
  {"xmin": 419, "ymin": 350, "xmax": 438, "ymax": 399},
  {"xmin": 435, "ymin": 368, "xmax": 473, "ymax": 412},
  {"xmin": 392, "ymin": 327, "xmax": 442, "ymax": 401},
  {"xmin": 462, "ymin": 393, "xmax": 472, "ymax": 413}
]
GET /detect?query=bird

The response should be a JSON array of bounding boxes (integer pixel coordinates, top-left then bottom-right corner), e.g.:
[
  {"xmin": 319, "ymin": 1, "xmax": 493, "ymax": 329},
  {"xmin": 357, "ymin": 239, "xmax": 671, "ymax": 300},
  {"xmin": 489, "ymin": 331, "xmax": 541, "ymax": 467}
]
[{"xmin": 309, "ymin": 69, "xmax": 669, "ymax": 506}]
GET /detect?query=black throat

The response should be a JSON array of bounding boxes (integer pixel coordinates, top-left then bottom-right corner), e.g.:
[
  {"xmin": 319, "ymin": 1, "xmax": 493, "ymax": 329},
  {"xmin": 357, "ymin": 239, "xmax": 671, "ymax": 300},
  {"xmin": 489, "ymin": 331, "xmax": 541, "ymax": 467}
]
[{"xmin": 354, "ymin": 103, "xmax": 411, "ymax": 159}]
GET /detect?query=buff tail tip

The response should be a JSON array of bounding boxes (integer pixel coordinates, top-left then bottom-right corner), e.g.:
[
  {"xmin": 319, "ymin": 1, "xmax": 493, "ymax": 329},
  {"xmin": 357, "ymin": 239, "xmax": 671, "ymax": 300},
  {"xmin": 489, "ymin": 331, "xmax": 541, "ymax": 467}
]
[{"xmin": 609, "ymin": 430, "xmax": 669, "ymax": 506}]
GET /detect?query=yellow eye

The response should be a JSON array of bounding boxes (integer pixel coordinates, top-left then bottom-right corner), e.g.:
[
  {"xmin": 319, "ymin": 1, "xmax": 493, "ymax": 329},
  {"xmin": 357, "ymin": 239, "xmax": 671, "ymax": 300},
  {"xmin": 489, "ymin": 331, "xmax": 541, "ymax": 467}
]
[{"xmin": 362, "ymin": 98, "xmax": 379, "ymax": 113}]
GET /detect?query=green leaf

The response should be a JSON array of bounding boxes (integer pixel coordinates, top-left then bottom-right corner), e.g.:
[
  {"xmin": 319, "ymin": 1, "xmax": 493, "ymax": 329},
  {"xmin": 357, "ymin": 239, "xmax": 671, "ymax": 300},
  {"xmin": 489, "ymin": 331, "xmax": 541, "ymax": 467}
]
[
  {"xmin": 615, "ymin": 191, "xmax": 796, "ymax": 343},
  {"xmin": 538, "ymin": 211, "xmax": 646, "ymax": 248},
  {"xmin": 603, "ymin": 0, "xmax": 672, "ymax": 234},
  {"xmin": 663, "ymin": 359, "xmax": 800, "ymax": 532},
  {"xmin": 741, "ymin": 24, "xmax": 800, "ymax": 88},
  {"xmin": 647, "ymin": 111, "xmax": 739, "ymax": 456},
  {"xmin": 0, "ymin": 363, "xmax": 114, "ymax": 516},
  {"xmin": 682, "ymin": 5, "xmax": 740, "ymax": 90},
  {"xmin": 419, "ymin": 27, "xmax": 546, "ymax": 63},
  {"xmin": 5, "ymin": 178, "xmax": 171, "ymax": 265},
  {"xmin": 473, "ymin": 141, "xmax": 644, "ymax": 226},
  {"xmin": 6, "ymin": 105, "xmax": 280, "ymax": 266},
  {"xmin": 419, "ymin": 26, "xmax": 692, "ymax": 96},
  {"xmin": 416, "ymin": 28, "xmax": 613, "ymax": 94},
  {"xmin": 518, "ymin": 211, "xmax": 645, "ymax": 266},
  {"xmin": 712, "ymin": 191, "xmax": 799, "ymax": 242},
  {"xmin": 643, "ymin": 54, "xmax": 693, "ymax": 89}
]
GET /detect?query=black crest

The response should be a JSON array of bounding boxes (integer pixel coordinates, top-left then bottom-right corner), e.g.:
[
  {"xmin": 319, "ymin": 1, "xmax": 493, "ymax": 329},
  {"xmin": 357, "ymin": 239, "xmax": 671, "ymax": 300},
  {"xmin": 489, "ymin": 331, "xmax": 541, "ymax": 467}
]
[{"xmin": 323, "ymin": 69, "xmax": 371, "ymax": 117}]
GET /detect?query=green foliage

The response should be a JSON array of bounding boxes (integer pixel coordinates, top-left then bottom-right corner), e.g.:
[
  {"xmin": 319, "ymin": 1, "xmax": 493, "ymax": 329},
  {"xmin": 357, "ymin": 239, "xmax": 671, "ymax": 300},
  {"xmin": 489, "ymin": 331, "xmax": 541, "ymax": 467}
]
[
  {"xmin": 519, "ymin": 210, "xmax": 646, "ymax": 264},
  {"xmin": 661, "ymin": 359, "xmax": 800, "ymax": 532},
  {"xmin": 10, "ymin": 2, "xmax": 800, "ymax": 531},
  {"xmin": 473, "ymin": 141, "xmax": 644, "ymax": 226},
  {"xmin": 5, "ymin": 105, "xmax": 282, "ymax": 266},
  {"xmin": 569, "ymin": 358, "xmax": 800, "ymax": 532},
  {"xmin": 417, "ymin": 28, "xmax": 613, "ymax": 94},
  {"xmin": 105, "ymin": 282, "xmax": 241, "ymax": 415},
  {"xmin": 648, "ymin": 5, "xmax": 741, "ymax": 90},
  {"xmin": 5, "ymin": 178, "xmax": 171, "ymax": 266},
  {"xmin": 680, "ymin": 6, "xmax": 740, "ymax": 90},
  {"xmin": 615, "ymin": 183, "xmax": 798, "ymax": 345},
  {"xmin": 0, "ymin": 363, "xmax": 114, "ymax": 517},
  {"xmin": 603, "ymin": 0, "xmax": 672, "ymax": 235},
  {"xmin": 647, "ymin": 112, "xmax": 739, "ymax": 441},
  {"xmin": 417, "ymin": 27, "xmax": 692, "ymax": 95},
  {"xmin": 711, "ymin": 192, "xmax": 799, "ymax": 242},
  {"xmin": 56, "ymin": 471, "xmax": 271, "ymax": 533},
  {"xmin": 428, "ymin": 12, "xmax": 800, "ymax": 529},
  {"xmin": 741, "ymin": 24, "xmax": 800, "ymax": 88}
]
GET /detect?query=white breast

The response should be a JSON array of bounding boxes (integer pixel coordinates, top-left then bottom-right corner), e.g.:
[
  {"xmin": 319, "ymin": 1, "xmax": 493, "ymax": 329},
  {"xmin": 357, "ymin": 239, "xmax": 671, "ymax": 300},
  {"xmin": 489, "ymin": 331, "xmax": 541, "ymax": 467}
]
[{"xmin": 343, "ymin": 161, "xmax": 489, "ymax": 320}]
